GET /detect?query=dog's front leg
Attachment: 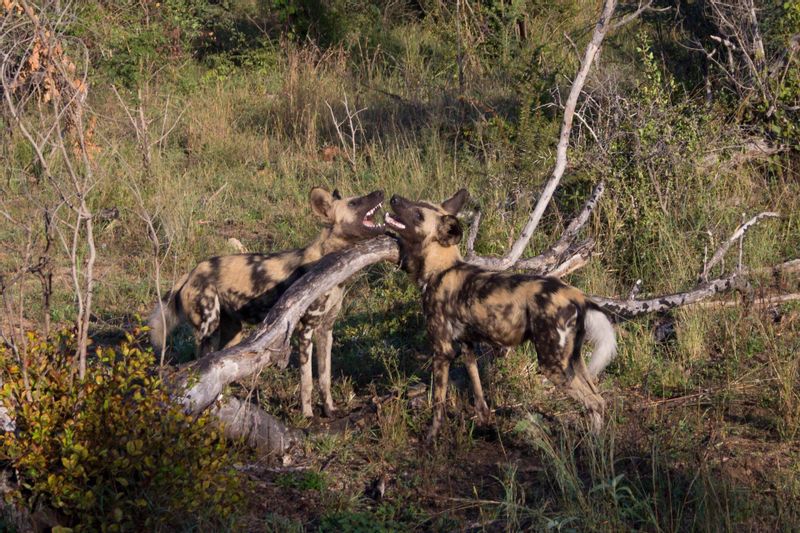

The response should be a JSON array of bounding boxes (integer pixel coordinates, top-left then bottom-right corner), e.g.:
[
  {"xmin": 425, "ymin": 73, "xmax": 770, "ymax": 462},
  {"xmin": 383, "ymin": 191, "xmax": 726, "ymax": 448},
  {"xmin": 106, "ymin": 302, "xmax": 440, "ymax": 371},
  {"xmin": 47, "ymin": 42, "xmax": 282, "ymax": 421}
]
[
  {"xmin": 314, "ymin": 323, "xmax": 338, "ymax": 418},
  {"xmin": 427, "ymin": 340, "xmax": 455, "ymax": 443},
  {"xmin": 297, "ymin": 320, "xmax": 315, "ymax": 417},
  {"xmin": 315, "ymin": 289, "xmax": 342, "ymax": 418},
  {"xmin": 462, "ymin": 344, "xmax": 491, "ymax": 425}
]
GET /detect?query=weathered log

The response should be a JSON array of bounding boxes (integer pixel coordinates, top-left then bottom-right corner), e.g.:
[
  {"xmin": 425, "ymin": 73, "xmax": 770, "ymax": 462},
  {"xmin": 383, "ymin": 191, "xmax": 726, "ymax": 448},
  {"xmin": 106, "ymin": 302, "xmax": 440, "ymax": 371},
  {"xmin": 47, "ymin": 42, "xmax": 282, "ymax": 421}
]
[
  {"xmin": 211, "ymin": 397, "xmax": 304, "ymax": 454},
  {"xmin": 592, "ymin": 272, "xmax": 745, "ymax": 319}
]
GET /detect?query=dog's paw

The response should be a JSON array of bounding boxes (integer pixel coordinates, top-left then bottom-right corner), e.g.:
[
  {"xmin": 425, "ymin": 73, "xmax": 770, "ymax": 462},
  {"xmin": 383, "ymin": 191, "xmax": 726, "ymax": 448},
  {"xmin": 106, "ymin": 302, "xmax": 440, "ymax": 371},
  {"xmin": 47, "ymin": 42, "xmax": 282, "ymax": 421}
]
[
  {"xmin": 424, "ymin": 427, "xmax": 439, "ymax": 445},
  {"xmin": 322, "ymin": 404, "xmax": 339, "ymax": 418}
]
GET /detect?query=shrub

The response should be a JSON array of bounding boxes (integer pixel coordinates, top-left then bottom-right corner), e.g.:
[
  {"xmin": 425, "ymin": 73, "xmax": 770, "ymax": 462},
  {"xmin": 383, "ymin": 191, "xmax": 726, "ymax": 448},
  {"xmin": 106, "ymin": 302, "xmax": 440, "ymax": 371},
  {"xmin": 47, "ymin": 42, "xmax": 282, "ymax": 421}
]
[{"xmin": 0, "ymin": 330, "xmax": 244, "ymax": 531}]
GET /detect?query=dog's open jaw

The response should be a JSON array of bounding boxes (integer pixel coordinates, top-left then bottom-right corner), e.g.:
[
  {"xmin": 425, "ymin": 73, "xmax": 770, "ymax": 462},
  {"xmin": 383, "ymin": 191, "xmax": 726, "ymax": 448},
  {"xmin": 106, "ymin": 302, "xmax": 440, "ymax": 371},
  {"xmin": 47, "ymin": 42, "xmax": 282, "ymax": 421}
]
[
  {"xmin": 384, "ymin": 213, "xmax": 406, "ymax": 230},
  {"xmin": 362, "ymin": 202, "xmax": 383, "ymax": 228}
]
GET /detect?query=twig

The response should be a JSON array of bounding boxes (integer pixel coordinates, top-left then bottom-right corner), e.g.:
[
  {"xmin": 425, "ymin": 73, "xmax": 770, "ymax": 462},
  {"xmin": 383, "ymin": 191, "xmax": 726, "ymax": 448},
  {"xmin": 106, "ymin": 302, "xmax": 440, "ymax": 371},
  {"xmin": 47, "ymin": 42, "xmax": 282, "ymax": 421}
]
[
  {"xmin": 628, "ymin": 279, "xmax": 643, "ymax": 300},
  {"xmin": 700, "ymin": 211, "xmax": 778, "ymax": 282},
  {"xmin": 612, "ymin": 0, "xmax": 670, "ymax": 30},
  {"xmin": 464, "ymin": 210, "xmax": 482, "ymax": 257}
]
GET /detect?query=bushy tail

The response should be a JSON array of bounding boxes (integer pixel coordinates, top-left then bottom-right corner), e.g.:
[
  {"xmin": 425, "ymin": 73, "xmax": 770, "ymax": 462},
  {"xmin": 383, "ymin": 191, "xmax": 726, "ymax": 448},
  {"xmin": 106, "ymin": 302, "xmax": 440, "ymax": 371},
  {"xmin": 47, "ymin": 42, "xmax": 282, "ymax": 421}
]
[
  {"xmin": 148, "ymin": 273, "xmax": 188, "ymax": 355},
  {"xmin": 584, "ymin": 303, "xmax": 617, "ymax": 377}
]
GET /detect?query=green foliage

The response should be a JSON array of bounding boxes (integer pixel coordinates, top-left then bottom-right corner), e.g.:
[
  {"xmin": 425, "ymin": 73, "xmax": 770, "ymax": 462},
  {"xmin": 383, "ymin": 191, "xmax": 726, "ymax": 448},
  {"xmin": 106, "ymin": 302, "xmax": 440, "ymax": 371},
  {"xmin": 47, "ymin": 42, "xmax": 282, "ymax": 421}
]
[
  {"xmin": 73, "ymin": 1, "xmax": 208, "ymax": 87},
  {"xmin": 275, "ymin": 470, "xmax": 327, "ymax": 492},
  {"xmin": 600, "ymin": 31, "xmax": 710, "ymax": 288},
  {"xmin": 318, "ymin": 510, "xmax": 403, "ymax": 532},
  {"xmin": 752, "ymin": 0, "xmax": 800, "ymax": 147},
  {"xmin": 0, "ymin": 331, "xmax": 244, "ymax": 531}
]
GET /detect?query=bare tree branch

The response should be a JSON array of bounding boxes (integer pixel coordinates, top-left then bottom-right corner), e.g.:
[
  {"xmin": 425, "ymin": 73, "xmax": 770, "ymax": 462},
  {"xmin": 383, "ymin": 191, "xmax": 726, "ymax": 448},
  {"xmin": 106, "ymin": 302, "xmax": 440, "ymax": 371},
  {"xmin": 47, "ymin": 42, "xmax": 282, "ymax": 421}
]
[
  {"xmin": 611, "ymin": 0, "xmax": 670, "ymax": 31},
  {"xmin": 464, "ymin": 210, "xmax": 482, "ymax": 257},
  {"xmin": 469, "ymin": 0, "xmax": 617, "ymax": 270},
  {"xmin": 592, "ymin": 271, "xmax": 745, "ymax": 319},
  {"xmin": 700, "ymin": 211, "xmax": 779, "ymax": 281}
]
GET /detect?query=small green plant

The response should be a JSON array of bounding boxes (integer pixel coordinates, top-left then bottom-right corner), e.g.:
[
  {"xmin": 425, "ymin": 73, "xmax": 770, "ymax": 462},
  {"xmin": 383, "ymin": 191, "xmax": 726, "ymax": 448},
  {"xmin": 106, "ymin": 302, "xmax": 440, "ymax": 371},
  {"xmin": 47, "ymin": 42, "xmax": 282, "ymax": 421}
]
[
  {"xmin": 275, "ymin": 470, "xmax": 328, "ymax": 492},
  {"xmin": 0, "ymin": 330, "xmax": 244, "ymax": 531},
  {"xmin": 318, "ymin": 510, "xmax": 402, "ymax": 533}
]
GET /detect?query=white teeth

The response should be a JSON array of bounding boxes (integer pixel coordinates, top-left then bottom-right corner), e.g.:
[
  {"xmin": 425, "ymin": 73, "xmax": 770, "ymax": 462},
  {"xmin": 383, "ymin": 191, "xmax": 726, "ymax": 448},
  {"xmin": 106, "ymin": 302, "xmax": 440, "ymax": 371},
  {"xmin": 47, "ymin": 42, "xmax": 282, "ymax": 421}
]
[{"xmin": 385, "ymin": 214, "xmax": 406, "ymax": 230}]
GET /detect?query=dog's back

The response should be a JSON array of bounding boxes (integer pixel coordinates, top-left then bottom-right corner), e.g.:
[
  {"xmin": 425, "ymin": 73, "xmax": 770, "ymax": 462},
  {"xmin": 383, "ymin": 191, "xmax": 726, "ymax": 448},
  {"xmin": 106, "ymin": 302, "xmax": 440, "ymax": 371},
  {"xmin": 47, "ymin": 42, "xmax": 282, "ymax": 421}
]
[
  {"xmin": 178, "ymin": 251, "xmax": 309, "ymax": 326},
  {"xmin": 425, "ymin": 266, "xmax": 585, "ymax": 346}
]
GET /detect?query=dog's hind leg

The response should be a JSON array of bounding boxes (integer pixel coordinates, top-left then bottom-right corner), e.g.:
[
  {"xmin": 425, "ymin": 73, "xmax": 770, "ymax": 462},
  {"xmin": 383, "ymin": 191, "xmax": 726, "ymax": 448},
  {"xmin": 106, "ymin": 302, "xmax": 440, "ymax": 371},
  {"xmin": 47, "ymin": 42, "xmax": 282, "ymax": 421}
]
[
  {"xmin": 462, "ymin": 344, "xmax": 491, "ymax": 425},
  {"xmin": 196, "ymin": 329, "xmax": 220, "ymax": 358},
  {"xmin": 535, "ymin": 310, "xmax": 606, "ymax": 433},
  {"xmin": 565, "ymin": 359, "xmax": 605, "ymax": 433},
  {"xmin": 193, "ymin": 291, "xmax": 221, "ymax": 358}
]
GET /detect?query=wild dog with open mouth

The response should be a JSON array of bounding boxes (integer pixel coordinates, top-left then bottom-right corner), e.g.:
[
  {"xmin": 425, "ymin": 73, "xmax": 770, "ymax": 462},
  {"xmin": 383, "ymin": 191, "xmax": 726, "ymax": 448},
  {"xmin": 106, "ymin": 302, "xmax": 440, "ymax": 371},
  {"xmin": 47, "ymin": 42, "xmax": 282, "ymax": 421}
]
[
  {"xmin": 148, "ymin": 187, "xmax": 384, "ymax": 417},
  {"xmin": 385, "ymin": 189, "xmax": 617, "ymax": 439}
]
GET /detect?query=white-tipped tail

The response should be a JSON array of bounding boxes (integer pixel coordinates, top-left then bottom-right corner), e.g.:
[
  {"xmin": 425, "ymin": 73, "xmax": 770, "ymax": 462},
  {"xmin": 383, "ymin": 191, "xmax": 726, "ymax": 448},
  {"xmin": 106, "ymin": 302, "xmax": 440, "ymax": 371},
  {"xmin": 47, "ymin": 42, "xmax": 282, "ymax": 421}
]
[{"xmin": 585, "ymin": 307, "xmax": 617, "ymax": 377}]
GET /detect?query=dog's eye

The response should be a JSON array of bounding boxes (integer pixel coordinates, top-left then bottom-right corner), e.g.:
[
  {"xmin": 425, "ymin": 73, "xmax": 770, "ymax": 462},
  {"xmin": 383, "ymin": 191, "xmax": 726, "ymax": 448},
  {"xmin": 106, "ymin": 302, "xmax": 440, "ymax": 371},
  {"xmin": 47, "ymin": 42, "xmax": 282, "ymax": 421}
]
[
  {"xmin": 415, "ymin": 210, "xmax": 424, "ymax": 221},
  {"xmin": 348, "ymin": 200, "xmax": 356, "ymax": 207}
]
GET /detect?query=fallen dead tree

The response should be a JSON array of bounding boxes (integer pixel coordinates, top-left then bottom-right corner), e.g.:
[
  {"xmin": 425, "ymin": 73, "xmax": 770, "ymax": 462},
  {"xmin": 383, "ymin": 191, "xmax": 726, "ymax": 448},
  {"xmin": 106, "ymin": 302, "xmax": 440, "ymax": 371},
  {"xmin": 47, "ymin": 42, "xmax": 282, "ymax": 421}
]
[
  {"xmin": 179, "ymin": 208, "xmax": 794, "ymax": 450},
  {"xmin": 168, "ymin": 0, "xmax": 798, "ymax": 452}
]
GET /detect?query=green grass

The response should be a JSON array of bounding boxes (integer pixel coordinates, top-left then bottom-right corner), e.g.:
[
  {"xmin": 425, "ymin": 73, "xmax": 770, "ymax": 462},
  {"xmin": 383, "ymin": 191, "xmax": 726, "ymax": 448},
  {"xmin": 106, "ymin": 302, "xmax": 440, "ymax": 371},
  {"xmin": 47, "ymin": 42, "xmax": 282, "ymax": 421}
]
[{"xmin": 2, "ymin": 1, "xmax": 799, "ymax": 530}]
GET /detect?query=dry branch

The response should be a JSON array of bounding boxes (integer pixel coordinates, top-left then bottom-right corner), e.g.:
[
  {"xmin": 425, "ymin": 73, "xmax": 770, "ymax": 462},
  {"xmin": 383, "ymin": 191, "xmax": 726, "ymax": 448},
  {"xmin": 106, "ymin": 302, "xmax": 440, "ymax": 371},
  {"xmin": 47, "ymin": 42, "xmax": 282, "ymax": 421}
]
[
  {"xmin": 691, "ymin": 292, "xmax": 800, "ymax": 309},
  {"xmin": 468, "ymin": 0, "xmax": 617, "ymax": 271},
  {"xmin": 611, "ymin": 0, "xmax": 670, "ymax": 30},
  {"xmin": 700, "ymin": 211, "xmax": 779, "ymax": 281},
  {"xmin": 592, "ymin": 272, "xmax": 744, "ymax": 319}
]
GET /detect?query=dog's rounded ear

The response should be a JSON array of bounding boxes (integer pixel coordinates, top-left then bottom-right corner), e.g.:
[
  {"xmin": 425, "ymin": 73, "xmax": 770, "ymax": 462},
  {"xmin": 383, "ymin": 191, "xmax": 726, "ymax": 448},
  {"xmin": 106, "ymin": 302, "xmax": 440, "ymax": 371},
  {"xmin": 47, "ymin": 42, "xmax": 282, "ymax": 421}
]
[
  {"xmin": 436, "ymin": 215, "xmax": 463, "ymax": 247},
  {"xmin": 332, "ymin": 188, "xmax": 342, "ymax": 200},
  {"xmin": 310, "ymin": 187, "xmax": 335, "ymax": 222},
  {"xmin": 441, "ymin": 188, "xmax": 469, "ymax": 215}
]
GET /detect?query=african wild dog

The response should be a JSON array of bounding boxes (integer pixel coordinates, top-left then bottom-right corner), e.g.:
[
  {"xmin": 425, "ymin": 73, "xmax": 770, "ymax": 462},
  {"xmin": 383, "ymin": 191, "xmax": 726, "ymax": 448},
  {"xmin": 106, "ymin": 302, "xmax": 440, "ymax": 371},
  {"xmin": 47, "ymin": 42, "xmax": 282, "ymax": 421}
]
[
  {"xmin": 385, "ymin": 189, "xmax": 617, "ymax": 439},
  {"xmin": 148, "ymin": 187, "xmax": 385, "ymax": 417}
]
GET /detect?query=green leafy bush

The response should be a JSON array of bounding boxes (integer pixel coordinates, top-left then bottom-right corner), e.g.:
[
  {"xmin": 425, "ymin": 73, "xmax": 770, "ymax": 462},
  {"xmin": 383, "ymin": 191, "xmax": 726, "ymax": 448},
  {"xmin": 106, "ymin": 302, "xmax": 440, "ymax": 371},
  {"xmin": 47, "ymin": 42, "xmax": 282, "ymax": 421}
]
[{"xmin": 0, "ymin": 330, "xmax": 244, "ymax": 531}]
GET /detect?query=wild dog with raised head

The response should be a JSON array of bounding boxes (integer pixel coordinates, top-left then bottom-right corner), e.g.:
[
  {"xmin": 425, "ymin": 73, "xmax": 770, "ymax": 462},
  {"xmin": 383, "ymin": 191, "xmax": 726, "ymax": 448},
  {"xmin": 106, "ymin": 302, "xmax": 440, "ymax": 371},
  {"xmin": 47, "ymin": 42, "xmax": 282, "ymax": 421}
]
[
  {"xmin": 385, "ymin": 189, "xmax": 616, "ymax": 439},
  {"xmin": 148, "ymin": 187, "xmax": 384, "ymax": 417}
]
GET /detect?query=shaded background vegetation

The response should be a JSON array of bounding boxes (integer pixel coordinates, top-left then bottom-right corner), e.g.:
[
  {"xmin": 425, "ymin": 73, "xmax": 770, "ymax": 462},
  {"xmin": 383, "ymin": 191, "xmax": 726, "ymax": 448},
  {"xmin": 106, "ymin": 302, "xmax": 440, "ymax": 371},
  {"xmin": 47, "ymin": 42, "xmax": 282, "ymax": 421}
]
[{"xmin": 1, "ymin": 0, "xmax": 798, "ymax": 530}]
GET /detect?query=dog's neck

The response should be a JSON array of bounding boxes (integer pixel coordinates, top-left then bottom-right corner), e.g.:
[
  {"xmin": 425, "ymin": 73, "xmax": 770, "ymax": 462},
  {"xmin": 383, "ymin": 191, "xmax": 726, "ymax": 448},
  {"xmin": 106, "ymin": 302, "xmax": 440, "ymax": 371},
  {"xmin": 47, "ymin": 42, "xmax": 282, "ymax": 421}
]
[
  {"xmin": 302, "ymin": 226, "xmax": 349, "ymax": 263},
  {"xmin": 406, "ymin": 241, "xmax": 462, "ymax": 288}
]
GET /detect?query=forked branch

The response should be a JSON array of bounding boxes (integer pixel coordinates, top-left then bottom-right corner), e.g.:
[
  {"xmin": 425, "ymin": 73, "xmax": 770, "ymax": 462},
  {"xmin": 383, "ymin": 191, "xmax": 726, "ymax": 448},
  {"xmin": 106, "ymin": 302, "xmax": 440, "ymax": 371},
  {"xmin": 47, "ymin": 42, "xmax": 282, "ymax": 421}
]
[
  {"xmin": 469, "ymin": 0, "xmax": 617, "ymax": 271},
  {"xmin": 700, "ymin": 211, "xmax": 779, "ymax": 281}
]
